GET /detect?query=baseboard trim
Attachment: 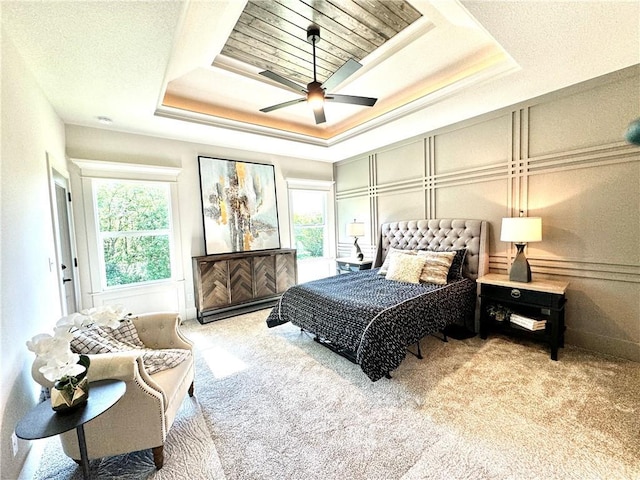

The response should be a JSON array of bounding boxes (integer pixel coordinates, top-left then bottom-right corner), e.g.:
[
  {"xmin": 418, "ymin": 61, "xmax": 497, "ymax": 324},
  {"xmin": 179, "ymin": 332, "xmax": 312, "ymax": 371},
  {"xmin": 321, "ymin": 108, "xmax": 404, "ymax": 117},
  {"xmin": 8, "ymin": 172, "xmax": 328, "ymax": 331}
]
[
  {"xmin": 197, "ymin": 297, "xmax": 280, "ymax": 324},
  {"xmin": 566, "ymin": 328, "xmax": 639, "ymax": 363}
]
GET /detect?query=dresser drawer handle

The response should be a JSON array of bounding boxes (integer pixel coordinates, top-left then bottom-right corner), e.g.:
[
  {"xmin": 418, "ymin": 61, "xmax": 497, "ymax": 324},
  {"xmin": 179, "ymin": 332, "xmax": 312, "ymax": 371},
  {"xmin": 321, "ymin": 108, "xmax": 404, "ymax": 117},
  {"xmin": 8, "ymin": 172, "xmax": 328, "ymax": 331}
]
[{"xmin": 510, "ymin": 289, "xmax": 521, "ymax": 299}]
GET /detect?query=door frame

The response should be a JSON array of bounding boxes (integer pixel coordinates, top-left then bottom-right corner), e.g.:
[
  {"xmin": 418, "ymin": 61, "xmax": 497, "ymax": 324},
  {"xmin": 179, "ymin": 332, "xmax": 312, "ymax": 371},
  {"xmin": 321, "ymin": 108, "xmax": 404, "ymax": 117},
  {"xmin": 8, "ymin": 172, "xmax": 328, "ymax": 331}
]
[{"xmin": 47, "ymin": 154, "xmax": 79, "ymax": 315}]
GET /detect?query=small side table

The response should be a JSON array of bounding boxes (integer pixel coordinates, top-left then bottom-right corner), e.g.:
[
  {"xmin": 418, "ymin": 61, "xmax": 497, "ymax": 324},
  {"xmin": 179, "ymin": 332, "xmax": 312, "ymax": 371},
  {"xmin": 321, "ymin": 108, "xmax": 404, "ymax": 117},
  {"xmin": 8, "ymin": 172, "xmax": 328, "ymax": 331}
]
[
  {"xmin": 477, "ymin": 273, "xmax": 569, "ymax": 360},
  {"xmin": 16, "ymin": 379, "xmax": 126, "ymax": 480},
  {"xmin": 336, "ymin": 257, "xmax": 373, "ymax": 274}
]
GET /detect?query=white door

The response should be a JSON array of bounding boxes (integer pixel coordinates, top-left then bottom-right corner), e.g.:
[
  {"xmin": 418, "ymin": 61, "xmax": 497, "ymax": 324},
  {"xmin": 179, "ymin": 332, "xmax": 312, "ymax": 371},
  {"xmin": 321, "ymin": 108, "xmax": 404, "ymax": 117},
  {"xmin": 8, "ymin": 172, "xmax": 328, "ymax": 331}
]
[{"xmin": 51, "ymin": 168, "xmax": 78, "ymax": 315}]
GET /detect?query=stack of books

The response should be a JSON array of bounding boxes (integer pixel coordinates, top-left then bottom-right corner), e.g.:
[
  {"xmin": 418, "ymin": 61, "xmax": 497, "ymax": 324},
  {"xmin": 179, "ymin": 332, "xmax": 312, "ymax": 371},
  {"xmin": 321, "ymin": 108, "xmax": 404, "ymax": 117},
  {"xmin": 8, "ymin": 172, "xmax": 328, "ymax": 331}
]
[{"xmin": 510, "ymin": 313, "xmax": 547, "ymax": 331}]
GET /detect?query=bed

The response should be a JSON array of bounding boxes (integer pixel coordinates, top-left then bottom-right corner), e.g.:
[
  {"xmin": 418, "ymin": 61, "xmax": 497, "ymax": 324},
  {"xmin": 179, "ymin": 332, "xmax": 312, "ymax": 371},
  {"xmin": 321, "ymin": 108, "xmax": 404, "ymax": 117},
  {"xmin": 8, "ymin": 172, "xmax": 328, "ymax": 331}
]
[{"xmin": 266, "ymin": 219, "xmax": 489, "ymax": 381}]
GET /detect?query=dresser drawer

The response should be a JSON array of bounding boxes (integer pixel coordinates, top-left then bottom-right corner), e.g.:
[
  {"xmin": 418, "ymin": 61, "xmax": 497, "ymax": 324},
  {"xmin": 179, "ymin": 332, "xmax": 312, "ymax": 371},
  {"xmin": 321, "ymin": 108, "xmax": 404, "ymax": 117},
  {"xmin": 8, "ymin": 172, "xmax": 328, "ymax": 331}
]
[{"xmin": 481, "ymin": 284, "xmax": 564, "ymax": 309}]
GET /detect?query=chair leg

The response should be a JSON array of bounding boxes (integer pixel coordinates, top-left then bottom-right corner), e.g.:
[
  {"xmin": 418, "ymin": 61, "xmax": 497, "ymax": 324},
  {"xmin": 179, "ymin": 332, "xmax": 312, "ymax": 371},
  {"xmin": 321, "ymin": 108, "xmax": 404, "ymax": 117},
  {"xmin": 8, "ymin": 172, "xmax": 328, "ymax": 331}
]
[
  {"xmin": 152, "ymin": 446, "xmax": 164, "ymax": 469},
  {"xmin": 188, "ymin": 381, "xmax": 194, "ymax": 397}
]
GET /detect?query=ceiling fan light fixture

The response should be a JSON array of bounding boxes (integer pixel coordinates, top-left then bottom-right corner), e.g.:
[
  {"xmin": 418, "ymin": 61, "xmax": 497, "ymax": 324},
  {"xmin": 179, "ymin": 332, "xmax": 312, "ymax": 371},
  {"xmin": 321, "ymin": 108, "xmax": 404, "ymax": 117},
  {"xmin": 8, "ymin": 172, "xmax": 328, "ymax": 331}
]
[{"xmin": 307, "ymin": 87, "xmax": 324, "ymax": 111}]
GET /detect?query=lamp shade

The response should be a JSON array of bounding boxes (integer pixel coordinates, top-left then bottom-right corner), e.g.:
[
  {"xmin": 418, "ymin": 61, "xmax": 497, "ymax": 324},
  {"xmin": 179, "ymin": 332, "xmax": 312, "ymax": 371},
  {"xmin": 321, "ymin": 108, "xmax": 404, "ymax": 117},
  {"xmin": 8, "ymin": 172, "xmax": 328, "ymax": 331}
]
[
  {"xmin": 346, "ymin": 221, "xmax": 365, "ymax": 238},
  {"xmin": 500, "ymin": 217, "xmax": 542, "ymax": 243}
]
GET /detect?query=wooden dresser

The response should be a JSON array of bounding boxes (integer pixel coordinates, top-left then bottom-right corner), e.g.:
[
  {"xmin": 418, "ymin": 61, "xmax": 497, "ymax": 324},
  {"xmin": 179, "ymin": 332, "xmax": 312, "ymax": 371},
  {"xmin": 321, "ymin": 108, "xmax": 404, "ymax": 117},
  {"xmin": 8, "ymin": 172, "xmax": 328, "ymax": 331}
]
[{"xmin": 192, "ymin": 248, "xmax": 297, "ymax": 323}]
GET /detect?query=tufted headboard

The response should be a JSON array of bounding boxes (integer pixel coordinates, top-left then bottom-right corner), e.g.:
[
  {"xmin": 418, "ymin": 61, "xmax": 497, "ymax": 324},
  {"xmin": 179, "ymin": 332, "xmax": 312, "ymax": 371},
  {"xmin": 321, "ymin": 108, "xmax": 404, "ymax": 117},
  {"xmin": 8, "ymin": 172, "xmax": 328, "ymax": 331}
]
[{"xmin": 373, "ymin": 219, "xmax": 489, "ymax": 280}]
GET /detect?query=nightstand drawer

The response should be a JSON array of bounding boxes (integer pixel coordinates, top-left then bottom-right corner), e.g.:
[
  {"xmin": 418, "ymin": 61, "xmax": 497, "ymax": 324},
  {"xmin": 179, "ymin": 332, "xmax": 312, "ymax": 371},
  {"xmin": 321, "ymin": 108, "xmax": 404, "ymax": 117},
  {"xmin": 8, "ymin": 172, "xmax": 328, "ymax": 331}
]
[
  {"xmin": 336, "ymin": 259, "xmax": 372, "ymax": 274},
  {"xmin": 481, "ymin": 284, "xmax": 564, "ymax": 309}
]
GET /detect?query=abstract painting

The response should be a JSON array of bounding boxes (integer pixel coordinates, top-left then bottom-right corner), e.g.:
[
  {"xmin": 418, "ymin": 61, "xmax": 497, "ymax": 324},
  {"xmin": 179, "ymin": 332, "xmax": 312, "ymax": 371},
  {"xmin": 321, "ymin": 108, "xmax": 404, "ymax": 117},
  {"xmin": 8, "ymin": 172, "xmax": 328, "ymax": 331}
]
[{"xmin": 198, "ymin": 157, "xmax": 281, "ymax": 254}]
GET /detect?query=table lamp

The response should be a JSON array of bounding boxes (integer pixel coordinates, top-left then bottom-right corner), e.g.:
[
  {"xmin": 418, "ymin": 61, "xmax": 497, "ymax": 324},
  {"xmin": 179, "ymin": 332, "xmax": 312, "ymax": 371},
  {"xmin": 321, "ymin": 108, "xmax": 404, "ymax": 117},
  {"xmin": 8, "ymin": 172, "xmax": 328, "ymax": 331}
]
[
  {"xmin": 346, "ymin": 220, "xmax": 365, "ymax": 261},
  {"xmin": 500, "ymin": 215, "xmax": 542, "ymax": 282}
]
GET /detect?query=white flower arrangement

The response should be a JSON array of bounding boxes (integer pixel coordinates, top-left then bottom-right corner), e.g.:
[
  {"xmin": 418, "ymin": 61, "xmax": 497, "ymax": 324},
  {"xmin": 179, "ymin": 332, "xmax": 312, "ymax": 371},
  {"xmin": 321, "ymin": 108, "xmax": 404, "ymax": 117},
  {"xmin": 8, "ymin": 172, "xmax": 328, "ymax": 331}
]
[{"xmin": 27, "ymin": 305, "xmax": 127, "ymax": 387}]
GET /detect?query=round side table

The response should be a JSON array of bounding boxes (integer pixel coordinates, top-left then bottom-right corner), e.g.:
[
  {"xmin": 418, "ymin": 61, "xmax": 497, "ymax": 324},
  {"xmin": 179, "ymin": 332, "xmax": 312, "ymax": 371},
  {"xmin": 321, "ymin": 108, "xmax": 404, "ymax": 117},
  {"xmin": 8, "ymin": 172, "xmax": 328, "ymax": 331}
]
[{"xmin": 16, "ymin": 379, "xmax": 126, "ymax": 480}]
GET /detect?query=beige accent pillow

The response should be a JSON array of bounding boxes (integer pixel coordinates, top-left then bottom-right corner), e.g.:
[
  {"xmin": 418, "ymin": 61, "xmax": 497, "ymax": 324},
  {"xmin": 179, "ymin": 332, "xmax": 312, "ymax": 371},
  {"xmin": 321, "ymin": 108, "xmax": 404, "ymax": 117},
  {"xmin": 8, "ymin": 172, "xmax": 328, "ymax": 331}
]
[
  {"xmin": 385, "ymin": 253, "xmax": 426, "ymax": 284},
  {"xmin": 417, "ymin": 250, "xmax": 456, "ymax": 284},
  {"xmin": 378, "ymin": 248, "xmax": 416, "ymax": 275}
]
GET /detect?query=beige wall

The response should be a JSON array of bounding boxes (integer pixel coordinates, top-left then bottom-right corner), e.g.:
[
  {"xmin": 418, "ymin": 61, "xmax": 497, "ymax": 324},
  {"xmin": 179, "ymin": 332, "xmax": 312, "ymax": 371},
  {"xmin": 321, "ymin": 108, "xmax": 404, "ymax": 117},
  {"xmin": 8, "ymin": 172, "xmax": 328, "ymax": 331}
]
[
  {"xmin": 2, "ymin": 32, "xmax": 333, "ymax": 475},
  {"xmin": 1, "ymin": 35, "xmax": 68, "ymax": 478},
  {"xmin": 65, "ymin": 126, "xmax": 334, "ymax": 320},
  {"xmin": 334, "ymin": 66, "xmax": 640, "ymax": 362}
]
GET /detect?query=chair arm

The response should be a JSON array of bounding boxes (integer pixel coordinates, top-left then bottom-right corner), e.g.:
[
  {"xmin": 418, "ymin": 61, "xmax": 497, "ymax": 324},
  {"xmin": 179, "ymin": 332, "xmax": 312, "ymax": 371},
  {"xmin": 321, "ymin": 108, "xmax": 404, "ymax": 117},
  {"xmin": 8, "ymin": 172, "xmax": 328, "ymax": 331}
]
[
  {"xmin": 86, "ymin": 351, "xmax": 144, "ymax": 383},
  {"xmin": 88, "ymin": 352, "xmax": 169, "ymax": 408},
  {"xmin": 31, "ymin": 350, "xmax": 168, "ymax": 406},
  {"xmin": 131, "ymin": 312, "xmax": 193, "ymax": 351},
  {"xmin": 30, "ymin": 351, "xmax": 142, "ymax": 387}
]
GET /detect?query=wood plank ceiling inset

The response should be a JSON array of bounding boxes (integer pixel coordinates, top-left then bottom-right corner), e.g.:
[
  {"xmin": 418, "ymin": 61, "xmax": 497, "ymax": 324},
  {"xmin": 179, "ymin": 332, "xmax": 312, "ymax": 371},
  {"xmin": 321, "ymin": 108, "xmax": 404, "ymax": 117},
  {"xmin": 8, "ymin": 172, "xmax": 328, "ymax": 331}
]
[{"xmin": 218, "ymin": 0, "xmax": 422, "ymax": 85}]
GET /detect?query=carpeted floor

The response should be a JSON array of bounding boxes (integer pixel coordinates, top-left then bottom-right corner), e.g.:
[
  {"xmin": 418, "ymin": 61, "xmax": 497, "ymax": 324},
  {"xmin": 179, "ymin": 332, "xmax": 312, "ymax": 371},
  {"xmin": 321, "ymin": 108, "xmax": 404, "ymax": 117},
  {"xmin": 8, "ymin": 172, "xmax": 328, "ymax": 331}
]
[{"xmin": 33, "ymin": 309, "xmax": 639, "ymax": 479}]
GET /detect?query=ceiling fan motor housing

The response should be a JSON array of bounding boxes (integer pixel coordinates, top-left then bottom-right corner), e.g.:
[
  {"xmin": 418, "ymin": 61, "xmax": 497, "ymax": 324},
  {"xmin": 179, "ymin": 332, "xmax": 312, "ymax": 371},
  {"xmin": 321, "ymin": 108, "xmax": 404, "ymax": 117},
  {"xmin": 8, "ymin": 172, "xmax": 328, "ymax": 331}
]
[{"xmin": 307, "ymin": 81, "xmax": 323, "ymax": 93}]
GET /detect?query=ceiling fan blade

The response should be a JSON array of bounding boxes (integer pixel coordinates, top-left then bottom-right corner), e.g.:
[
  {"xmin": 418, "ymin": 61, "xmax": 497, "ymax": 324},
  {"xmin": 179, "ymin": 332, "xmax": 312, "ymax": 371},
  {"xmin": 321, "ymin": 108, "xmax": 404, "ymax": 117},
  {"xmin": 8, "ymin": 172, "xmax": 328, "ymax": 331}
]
[
  {"xmin": 326, "ymin": 94, "xmax": 377, "ymax": 107},
  {"xmin": 260, "ymin": 98, "xmax": 306, "ymax": 113},
  {"xmin": 259, "ymin": 70, "xmax": 307, "ymax": 94},
  {"xmin": 321, "ymin": 59, "xmax": 362, "ymax": 92},
  {"xmin": 313, "ymin": 106, "xmax": 326, "ymax": 124}
]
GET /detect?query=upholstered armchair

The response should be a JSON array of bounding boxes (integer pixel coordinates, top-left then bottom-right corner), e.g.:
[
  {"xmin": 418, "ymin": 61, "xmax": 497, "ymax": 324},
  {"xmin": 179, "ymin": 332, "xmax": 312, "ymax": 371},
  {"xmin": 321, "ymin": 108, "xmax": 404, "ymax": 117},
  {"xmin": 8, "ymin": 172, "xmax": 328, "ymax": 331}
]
[{"xmin": 31, "ymin": 312, "xmax": 195, "ymax": 469}]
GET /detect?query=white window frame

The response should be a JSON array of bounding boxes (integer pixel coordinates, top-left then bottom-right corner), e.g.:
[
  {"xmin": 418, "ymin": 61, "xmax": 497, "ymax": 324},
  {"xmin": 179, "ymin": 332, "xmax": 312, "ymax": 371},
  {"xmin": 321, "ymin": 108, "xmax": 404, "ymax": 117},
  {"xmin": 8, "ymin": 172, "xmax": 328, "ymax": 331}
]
[
  {"xmin": 74, "ymin": 160, "xmax": 183, "ymax": 295},
  {"xmin": 92, "ymin": 178, "xmax": 174, "ymax": 290},
  {"xmin": 286, "ymin": 178, "xmax": 336, "ymax": 281}
]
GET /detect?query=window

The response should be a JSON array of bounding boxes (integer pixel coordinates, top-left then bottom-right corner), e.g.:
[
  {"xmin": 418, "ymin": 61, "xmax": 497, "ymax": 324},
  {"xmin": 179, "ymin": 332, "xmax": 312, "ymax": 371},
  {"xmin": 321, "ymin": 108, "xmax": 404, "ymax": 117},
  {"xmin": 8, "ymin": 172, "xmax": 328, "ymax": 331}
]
[
  {"xmin": 93, "ymin": 179, "xmax": 173, "ymax": 288},
  {"xmin": 287, "ymin": 179, "xmax": 335, "ymax": 282},
  {"xmin": 291, "ymin": 189, "xmax": 328, "ymax": 259}
]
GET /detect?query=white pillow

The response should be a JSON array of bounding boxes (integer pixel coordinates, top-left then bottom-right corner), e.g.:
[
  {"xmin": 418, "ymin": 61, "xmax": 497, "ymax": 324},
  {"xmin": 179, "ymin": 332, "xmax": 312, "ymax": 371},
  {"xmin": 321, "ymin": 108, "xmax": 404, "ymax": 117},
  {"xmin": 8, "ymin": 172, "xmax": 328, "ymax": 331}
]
[
  {"xmin": 385, "ymin": 253, "xmax": 426, "ymax": 284},
  {"xmin": 417, "ymin": 250, "xmax": 456, "ymax": 284},
  {"xmin": 378, "ymin": 248, "xmax": 416, "ymax": 275}
]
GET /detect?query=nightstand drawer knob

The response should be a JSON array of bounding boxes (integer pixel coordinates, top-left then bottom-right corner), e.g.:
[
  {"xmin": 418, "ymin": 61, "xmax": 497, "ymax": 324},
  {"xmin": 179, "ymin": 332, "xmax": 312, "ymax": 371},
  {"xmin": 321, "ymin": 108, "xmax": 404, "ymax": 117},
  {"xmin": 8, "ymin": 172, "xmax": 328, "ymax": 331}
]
[{"xmin": 510, "ymin": 289, "xmax": 521, "ymax": 299}]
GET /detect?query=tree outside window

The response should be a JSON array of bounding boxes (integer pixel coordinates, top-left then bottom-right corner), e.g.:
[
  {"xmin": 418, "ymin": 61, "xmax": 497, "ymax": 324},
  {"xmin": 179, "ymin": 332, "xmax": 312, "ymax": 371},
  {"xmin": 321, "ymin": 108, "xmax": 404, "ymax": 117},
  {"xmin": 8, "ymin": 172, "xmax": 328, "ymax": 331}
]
[
  {"xmin": 290, "ymin": 190, "xmax": 326, "ymax": 260},
  {"xmin": 94, "ymin": 180, "xmax": 173, "ymax": 287}
]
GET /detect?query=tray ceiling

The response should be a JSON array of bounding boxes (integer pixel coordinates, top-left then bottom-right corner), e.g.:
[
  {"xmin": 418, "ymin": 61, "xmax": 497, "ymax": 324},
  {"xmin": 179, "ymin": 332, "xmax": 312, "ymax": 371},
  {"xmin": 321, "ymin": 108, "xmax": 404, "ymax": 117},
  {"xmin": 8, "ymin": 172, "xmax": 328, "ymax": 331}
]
[
  {"xmin": 220, "ymin": 0, "xmax": 422, "ymax": 86},
  {"xmin": 160, "ymin": 0, "xmax": 518, "ymax": 143},
  {"xmin": 4, "ymin": 1, "xmax": 638, "ymax": 161}
]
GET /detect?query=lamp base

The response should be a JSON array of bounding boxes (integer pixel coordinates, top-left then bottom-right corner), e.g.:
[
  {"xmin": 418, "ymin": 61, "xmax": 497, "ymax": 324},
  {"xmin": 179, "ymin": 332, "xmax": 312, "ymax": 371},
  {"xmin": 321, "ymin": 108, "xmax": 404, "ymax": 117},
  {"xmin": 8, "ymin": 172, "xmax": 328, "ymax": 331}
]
[
  {"xmin": 509, "ymin": 243, "xmax": 532, "ymax": 283},
  {"xmin": 352, "ymin": 238, "xmax": 364, "ymax": 261}
]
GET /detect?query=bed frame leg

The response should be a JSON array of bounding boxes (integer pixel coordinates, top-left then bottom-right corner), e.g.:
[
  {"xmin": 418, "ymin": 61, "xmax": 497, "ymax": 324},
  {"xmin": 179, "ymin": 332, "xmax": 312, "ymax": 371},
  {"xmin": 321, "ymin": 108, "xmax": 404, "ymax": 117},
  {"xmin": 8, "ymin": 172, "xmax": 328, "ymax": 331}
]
[{"xmin": 407, "ymin": 341, "xmax": 423, "ymax": 359}]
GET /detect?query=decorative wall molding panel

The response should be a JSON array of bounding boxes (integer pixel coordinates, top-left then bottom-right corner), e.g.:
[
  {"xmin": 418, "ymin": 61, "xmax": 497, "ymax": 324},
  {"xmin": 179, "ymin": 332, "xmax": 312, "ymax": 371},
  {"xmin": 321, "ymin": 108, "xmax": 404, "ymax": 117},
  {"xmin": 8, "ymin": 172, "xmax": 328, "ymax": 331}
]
[{"xmin": 334, "ymin": 66, "xmax": 640, "ymax": 361}]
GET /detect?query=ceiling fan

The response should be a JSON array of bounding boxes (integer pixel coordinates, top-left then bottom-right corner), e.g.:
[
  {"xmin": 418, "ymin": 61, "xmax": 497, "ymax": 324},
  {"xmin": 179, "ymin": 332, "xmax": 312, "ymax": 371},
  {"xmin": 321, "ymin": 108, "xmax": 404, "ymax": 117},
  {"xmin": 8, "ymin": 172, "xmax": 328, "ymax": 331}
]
[{"xmin": 259, "ymin": 25, "xmax": 377, "ymax": 124}]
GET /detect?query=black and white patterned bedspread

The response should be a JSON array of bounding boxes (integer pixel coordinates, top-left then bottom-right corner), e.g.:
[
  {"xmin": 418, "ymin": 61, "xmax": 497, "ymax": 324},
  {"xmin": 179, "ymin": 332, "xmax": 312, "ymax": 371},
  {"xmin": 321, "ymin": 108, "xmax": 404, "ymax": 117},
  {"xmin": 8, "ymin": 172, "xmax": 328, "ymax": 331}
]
[{"xmin": 266, "ymin": 269, "xmax": 476, "ymax": 381}]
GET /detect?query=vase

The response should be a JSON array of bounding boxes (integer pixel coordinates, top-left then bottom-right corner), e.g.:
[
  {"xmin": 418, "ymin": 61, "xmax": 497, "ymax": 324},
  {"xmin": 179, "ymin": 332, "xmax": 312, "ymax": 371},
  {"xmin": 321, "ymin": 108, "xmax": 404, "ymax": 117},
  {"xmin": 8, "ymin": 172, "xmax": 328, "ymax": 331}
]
[{"xmin": 51, "ymin": 377, "xmax": 90, "ymax": 413}]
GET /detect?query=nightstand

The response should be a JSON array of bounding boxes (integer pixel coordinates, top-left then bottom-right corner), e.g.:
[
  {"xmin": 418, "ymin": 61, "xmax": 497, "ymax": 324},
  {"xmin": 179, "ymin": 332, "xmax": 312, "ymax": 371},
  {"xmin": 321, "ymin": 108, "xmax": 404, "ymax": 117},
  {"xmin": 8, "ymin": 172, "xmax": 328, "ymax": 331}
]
[
  {"xmin": 336, "ymin": 258, "xmax": 373, "ymax": 274},
  {"xmin": 477, "ymin": 273, "xmax": 569, "ymax": 360}
]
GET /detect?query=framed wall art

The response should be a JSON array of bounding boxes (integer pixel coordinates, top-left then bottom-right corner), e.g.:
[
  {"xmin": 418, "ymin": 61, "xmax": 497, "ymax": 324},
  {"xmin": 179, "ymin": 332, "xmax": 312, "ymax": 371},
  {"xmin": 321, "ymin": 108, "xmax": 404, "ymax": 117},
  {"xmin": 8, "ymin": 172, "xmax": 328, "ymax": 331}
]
[{"xmin": 197, "ymin": 156, "xmax": 281, "ymax": 254}]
